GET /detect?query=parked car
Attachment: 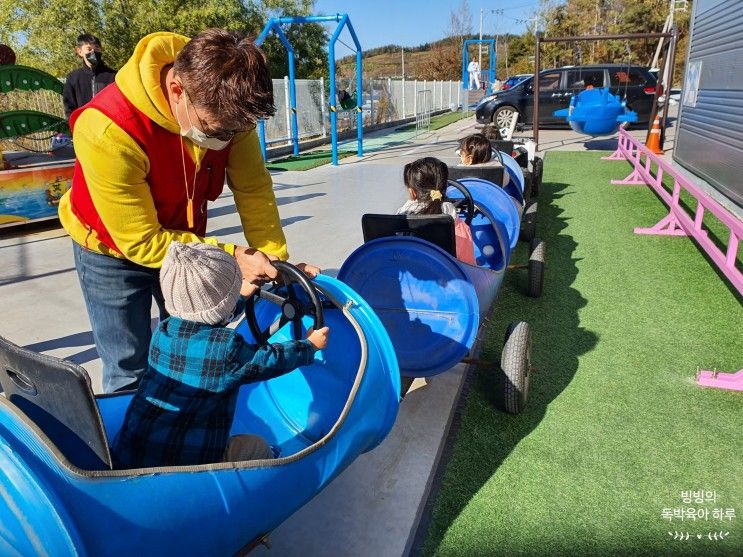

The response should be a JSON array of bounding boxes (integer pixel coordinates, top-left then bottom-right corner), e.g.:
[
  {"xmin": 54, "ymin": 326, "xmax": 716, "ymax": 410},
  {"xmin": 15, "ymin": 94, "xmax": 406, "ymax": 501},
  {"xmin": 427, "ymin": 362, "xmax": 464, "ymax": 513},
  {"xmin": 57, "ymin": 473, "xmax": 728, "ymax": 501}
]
[
  {"xmin": 501, "ymin": 74, "xmax": 532, "ymax": 91},
  {"xmin": 476, "ymin": 64, "xmax": 659, "ymax": 131}
]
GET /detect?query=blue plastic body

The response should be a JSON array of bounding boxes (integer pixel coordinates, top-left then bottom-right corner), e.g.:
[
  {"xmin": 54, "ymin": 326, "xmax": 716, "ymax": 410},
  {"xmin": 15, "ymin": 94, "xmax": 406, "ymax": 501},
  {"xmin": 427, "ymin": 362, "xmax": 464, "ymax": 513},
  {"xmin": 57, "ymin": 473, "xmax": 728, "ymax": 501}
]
[
  {"xmin": 339, "ymin": 237, "xmax": 492, "ymax": 377},
  {"xmin": 0, "ymin": 275, "xmax": 400, "ymax": 556},
  {"xmin": 497, "ymin": 151, "xmax": 526, "ymax": 206},
  {"xmin": 553, "ymin": 87, "xmax": 638, "ymax": 136},
  {"xmin": 338, "ymin": 176, "xmax": 519, "ymax": 378},
  {"xmin": 447, "ymin": 179, "xmax": 521, "ymax": 254}
]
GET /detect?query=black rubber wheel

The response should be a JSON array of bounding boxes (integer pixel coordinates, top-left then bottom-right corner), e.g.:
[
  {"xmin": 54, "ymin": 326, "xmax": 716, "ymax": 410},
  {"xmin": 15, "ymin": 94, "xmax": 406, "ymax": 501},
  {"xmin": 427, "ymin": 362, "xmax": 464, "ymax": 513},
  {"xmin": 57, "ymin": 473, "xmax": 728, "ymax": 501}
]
[
  {"xmin": 531, "ymin": 156, "xmax": 543, "ymax": 197},
  {"xmin": 494, "ymin": 321, "xmax": 532, "ymax": 414},
  {"xmin": 527, "ymin": 237, "xmax": 545, "ymax": 298},
  {"xmin": 519, "ymin": 200, "xmax": 537, "ymax": 242}
]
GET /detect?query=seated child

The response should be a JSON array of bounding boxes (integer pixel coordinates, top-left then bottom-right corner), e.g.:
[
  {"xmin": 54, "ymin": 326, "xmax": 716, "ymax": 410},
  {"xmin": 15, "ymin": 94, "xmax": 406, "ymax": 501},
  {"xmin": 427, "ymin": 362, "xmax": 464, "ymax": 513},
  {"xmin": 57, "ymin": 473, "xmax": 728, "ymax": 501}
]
[
  {"xmin": 458, "ymin": 133, "xmax": 493, "ymax": 165},
  {"xmin": 396, "ymin": 157, "xmax": 476, "ymax": 265},
  {"xmin": 112, "ymin": 241, "xmax": 329, "ymax": 468},
  {"xmin": 480, "ymin": 125, "xmax": 503, "ymax": 141}
]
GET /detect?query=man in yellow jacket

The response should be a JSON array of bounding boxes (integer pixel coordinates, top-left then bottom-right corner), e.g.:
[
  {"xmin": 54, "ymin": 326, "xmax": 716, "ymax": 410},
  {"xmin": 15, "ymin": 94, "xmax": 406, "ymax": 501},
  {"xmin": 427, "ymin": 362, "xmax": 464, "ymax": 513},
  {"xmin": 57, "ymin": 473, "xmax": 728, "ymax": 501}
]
[{"xmin": 59, "ymin": 29, "xmax": 304, "ymax": 393}]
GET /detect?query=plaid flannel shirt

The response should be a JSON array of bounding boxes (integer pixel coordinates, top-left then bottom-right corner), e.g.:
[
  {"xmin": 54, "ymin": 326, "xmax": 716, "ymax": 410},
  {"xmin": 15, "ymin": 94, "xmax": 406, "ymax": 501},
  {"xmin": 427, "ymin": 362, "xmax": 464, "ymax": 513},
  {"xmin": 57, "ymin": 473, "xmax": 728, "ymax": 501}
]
[{"xmin": 112, "ymin": 317, "xmax": 315, "ymax": 468}]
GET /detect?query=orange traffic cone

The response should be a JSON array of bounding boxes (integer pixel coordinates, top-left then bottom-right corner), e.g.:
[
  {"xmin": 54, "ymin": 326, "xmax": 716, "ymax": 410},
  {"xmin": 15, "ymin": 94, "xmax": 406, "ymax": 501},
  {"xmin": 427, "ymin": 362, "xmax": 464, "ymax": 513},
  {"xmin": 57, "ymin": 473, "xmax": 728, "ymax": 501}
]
[{"xmin": 646, "ymin": 115, "xmax": 664, "ymax": 155}]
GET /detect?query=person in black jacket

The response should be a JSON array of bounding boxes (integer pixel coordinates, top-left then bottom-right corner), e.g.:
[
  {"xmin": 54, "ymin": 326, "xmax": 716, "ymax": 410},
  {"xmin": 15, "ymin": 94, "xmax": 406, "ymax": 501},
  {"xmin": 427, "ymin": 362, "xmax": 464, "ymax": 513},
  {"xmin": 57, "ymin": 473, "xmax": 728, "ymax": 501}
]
[{"xmin": 62, "ymin": 34, "xmax": 116, "ymax": 119}]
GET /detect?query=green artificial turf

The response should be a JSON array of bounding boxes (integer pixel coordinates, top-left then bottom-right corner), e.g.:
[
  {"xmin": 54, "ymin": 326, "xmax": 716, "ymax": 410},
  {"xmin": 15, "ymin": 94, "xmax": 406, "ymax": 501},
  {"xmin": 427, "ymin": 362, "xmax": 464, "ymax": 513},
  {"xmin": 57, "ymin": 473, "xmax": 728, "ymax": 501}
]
[
  {"xmin": 422, "ymin": 151, "xmax": 743, "ymax": 557},
  {"xmin": 265, "ymin": 149, "xmax": 355, "ymax": 171},
  {"xmin": 396, "ymin": 111, "xmax": 469, "ymax": 132}
]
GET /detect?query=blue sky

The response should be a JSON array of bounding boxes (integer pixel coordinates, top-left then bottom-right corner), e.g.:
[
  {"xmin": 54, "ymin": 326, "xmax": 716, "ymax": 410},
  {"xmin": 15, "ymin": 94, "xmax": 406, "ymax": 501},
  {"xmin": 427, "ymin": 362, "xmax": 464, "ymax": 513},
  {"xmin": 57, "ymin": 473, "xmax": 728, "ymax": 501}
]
[{"xmin": 313, "ymin": 0, "xmax": 541, "ymax": 52}]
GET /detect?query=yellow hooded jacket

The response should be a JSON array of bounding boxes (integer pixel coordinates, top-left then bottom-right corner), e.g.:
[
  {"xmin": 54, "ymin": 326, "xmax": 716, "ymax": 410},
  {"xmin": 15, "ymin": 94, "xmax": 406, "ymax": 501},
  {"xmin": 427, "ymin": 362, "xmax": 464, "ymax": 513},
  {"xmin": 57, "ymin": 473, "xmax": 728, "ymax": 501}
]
[{"xmin": 58, "ymin": 32, "xmax": 288, "ymax": 268}]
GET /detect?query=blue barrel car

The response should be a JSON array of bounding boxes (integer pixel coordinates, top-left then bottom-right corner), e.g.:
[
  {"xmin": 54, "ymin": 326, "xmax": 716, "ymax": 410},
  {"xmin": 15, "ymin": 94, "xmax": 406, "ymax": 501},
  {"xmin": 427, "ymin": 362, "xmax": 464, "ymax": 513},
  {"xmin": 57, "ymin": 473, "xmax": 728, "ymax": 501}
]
[
  {"xmin": 0, "ymin": 264, "xmax": 400, "ymax": 556},
  {"xmin": 338, "ymin": 179, "xmax": 538, "ymax": 414},
  {"xmin": 450, "ymin": 148, "xmax": 542, "ymax": 243}
]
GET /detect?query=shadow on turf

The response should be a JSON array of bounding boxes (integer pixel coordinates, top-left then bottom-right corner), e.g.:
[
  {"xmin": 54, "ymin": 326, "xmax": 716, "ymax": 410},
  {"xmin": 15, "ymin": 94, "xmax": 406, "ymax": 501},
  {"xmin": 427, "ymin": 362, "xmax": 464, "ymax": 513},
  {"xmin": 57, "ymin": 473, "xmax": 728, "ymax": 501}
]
[{"xmin": 414, "ymin": 181, "xmax": 600, "ymax": 557}]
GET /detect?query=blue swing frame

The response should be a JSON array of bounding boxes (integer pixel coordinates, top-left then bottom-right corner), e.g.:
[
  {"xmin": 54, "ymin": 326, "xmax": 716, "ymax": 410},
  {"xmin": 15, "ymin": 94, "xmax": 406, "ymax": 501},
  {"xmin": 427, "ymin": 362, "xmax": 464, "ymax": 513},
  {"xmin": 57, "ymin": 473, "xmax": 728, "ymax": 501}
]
[
  {"xmin": 461, "ymin": 39, "xmax": 496, "ymax": 95},
  {"xmin": 255, "ymin": 14, "xmax": 364, "ymax": 166}
]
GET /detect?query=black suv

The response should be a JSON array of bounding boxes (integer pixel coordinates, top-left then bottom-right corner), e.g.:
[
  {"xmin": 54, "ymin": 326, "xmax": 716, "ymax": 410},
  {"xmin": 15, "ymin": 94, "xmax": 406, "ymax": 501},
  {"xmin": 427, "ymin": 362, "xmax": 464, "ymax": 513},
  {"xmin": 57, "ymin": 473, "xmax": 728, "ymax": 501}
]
[{"xmin": 476, "ymin": 64, "xmax": 658, "ymax": 130}]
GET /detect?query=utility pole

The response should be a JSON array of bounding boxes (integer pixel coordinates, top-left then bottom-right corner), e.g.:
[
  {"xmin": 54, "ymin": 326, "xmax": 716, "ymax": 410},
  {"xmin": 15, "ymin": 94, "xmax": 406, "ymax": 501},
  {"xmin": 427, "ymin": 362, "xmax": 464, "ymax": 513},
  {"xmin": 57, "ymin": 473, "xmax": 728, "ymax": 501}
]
[
  {"xmin": 505, "ymin": 39, "xmax": 509, "ymax": 76},
  {"xmin": 401, "ymin": 47, "xmax": 405, "ymax": 79},
  {"xmin": 478, "ymin": 8, "xmax": 484, "ymax": 70}
]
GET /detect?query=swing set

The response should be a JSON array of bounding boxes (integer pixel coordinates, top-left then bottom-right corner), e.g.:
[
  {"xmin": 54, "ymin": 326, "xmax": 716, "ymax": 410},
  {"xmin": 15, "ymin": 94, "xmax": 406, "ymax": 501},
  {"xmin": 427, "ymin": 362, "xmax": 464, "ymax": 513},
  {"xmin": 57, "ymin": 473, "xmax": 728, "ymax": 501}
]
[
  {"xmin": 255, "ymin": 13, "xmax": 363, "ymax": 166},
  {"xmin": 461, "ymin": 39, "xmax": 496, "ymax": 94}
]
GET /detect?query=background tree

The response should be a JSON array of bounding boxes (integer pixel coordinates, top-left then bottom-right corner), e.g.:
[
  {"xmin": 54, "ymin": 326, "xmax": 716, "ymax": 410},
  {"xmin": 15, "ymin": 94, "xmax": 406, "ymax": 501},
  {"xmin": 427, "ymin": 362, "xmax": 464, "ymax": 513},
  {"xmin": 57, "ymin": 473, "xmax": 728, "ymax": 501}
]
[
  {"xmin": 0, "ymin": 0, "xmax": 325, "ymax": 78},
  {"xmin": 261, "ymin": 22, "xmax": 328, "ymax": 80}
]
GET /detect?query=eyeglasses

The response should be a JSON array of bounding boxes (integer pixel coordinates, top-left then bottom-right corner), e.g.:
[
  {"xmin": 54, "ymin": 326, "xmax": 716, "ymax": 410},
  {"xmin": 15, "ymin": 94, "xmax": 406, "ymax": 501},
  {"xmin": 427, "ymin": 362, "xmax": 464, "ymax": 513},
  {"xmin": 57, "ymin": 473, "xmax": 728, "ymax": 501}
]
[
  {"xmin": 188, "ymin": 100, "xmax": 238, "ymax": 142},
  {"xmin": 182, "ymin": 87, "xmax": 256, "ymax": 141}
]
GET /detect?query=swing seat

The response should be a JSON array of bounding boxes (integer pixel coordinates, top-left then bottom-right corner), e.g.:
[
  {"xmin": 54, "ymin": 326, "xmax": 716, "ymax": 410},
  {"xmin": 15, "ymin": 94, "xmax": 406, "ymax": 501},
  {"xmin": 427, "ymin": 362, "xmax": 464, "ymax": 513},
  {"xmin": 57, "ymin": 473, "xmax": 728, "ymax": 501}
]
[
  {"xmin": 338, "ymin": 90, "xmax": 357, "ymax": 111},
  {"xmin": 553, "ymin": 87, "xmax": 638, "ymax": 137}
]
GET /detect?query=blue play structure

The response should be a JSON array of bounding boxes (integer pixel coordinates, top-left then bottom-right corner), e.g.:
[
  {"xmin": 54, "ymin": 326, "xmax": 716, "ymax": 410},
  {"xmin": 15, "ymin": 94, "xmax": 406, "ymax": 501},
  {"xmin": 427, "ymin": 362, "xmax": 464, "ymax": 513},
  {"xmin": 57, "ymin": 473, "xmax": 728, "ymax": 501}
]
[
  {"xmin": 553, "ymin": 87, "xmax": 638, "ymax": 137},
  {"xmin": 338, "ymin": 167, "xmax": 539, "ymax": 393},
  {"xmin": 256, "ymin": 14, "xmax": 363, "ymax": 166},
  {"xmin": 0, "ymin": 270, "xmax": 399, "ymax": 556},
  {"xmin": 461, "ymin": 39, "xmax": 496, "ymax": 94}
]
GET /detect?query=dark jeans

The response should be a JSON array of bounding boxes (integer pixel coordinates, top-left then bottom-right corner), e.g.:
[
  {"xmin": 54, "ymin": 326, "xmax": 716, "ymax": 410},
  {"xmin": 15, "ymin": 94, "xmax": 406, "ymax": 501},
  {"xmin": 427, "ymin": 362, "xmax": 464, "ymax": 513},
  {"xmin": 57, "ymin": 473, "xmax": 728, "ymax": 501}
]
[{"xmin": 73, "ymin": 242, "xmax": 167, "ymax": 393}]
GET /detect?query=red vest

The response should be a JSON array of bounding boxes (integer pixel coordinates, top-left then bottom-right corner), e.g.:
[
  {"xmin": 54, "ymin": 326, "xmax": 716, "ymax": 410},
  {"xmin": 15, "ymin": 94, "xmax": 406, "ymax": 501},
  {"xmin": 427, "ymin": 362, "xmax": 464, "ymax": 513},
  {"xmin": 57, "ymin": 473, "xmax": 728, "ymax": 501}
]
[{"xmin": 69, "ymin": 84, "xmax": 231, "ymax": 254}]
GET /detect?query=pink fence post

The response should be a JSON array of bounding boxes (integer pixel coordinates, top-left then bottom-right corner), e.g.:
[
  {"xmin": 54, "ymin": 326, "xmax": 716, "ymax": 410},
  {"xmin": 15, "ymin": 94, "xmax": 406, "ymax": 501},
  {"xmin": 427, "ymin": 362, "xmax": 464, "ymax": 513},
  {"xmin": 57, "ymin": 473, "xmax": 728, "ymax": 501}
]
[
  {"xmin": 602, "ymin": 130, "xmax": 628, "ymax": 161},
  {"xmin": 696, "ymin": 369, "xmax": 743, "ymax": 392}
]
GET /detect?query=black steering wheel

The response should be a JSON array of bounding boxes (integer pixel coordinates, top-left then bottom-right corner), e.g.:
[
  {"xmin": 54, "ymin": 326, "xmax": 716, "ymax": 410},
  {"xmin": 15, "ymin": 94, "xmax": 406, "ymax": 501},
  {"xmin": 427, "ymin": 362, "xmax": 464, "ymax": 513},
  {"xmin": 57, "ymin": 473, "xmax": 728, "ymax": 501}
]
[
  {"xmin": 243, "ymin": 261, "xmax": 324, "ymax": 345},
  {"xmin": 446, "ymin": 179, "xmax": 476, "ymax": 225}
]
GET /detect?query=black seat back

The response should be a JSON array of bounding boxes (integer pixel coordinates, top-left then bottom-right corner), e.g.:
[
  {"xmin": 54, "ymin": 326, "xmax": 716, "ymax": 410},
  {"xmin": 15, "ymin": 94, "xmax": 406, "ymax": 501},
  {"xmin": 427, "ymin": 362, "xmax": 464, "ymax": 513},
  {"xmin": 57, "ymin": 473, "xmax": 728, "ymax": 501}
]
[
  {"xmin": 489, "ymin": 139, "xmax": 515, "ymax": 153},
  {"xmin": 0, "ymin": 335, "xmax": 112, "ymax": 470},
  {"xmin": 448, "ymin": 164, "xmax": 505, "ymax": 186},
  {"xmin": 361, "ymin": 214, "xmax": 456, "ymax": 257}
]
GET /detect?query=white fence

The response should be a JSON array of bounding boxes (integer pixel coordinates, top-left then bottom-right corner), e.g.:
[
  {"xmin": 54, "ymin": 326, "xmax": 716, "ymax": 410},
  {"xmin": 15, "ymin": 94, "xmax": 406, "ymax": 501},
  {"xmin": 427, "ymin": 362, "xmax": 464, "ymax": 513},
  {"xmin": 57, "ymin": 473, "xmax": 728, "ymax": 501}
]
[{"xmin": 263, "ymin": 78, "xmax": 463, "ymax": 146}]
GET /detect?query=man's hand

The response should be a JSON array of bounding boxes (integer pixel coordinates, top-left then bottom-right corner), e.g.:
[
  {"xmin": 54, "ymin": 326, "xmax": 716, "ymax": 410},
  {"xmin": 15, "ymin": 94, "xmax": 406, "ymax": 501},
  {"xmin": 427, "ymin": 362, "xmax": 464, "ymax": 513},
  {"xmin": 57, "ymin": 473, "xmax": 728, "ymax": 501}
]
[
  {"xmin": 295, "ymin": 262, "xmax": 321, "ymax": 278},
  {"xmin": 234, "ymin": 246, "xmax": 278, "ymax": 285}
]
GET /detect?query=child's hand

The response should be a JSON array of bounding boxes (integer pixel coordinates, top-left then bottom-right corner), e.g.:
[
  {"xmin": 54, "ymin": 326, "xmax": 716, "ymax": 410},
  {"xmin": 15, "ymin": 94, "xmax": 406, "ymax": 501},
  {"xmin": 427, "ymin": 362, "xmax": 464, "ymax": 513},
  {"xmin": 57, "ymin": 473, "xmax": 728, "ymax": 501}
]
[
  {"xmin": 307, "ymin": 326, "xmax": 329, "ymax": 350},
  {"xmin": 240, "ymin": 280, "xmax": 259, "ymax": 297}
]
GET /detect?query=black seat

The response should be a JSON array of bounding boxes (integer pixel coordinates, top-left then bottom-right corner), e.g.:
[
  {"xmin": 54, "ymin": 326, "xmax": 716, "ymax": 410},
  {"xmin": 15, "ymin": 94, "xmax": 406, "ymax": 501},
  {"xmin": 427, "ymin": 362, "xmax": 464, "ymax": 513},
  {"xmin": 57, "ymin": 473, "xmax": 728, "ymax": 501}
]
[
  {"xmin": 0, "ymin": 335, "xmax": 112, "ymax": 470},
  {"xmin": 489, "ymin": 139, "xmax": 515, "ymax": 154},
  {"xmin": 448, "ymin": 164, "xmax": 505, "ymax": 186},
  {"xmin": 361, "ymin": 214, "xmax": 456, "ymax": 257}
]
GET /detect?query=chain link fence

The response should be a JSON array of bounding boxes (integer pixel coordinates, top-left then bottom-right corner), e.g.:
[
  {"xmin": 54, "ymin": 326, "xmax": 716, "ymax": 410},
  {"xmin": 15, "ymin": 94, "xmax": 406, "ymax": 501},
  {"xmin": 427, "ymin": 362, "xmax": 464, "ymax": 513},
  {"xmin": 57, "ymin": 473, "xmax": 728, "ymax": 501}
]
[{"xmin": 262, "ymin": 77, "xmax": 464, "ymax": 146}]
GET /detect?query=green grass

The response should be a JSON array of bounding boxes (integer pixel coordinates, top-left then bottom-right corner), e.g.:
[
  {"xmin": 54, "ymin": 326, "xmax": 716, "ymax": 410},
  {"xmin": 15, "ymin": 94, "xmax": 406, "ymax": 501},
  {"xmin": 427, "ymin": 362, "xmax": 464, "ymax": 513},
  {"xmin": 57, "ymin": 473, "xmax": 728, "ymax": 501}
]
[
  {"xmin": 265, "ymin": 149, "xmax": 355, "ymax": 171},
  {"xmin": 396, "ymin": 111, "xmax": 469, "ymax": 132},
  {"xmin": 422, "ymin": 151, "xmax": 743, "ymax": 557}
]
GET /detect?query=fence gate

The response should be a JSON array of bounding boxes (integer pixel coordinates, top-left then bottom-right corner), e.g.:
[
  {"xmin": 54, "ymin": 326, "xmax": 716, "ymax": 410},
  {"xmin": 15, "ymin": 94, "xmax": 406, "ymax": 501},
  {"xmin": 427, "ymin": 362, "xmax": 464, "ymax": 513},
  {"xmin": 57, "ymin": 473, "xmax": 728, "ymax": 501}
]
[{"xmin": 415, "ymin": 89, "xmax": 432, "ymax": 135}]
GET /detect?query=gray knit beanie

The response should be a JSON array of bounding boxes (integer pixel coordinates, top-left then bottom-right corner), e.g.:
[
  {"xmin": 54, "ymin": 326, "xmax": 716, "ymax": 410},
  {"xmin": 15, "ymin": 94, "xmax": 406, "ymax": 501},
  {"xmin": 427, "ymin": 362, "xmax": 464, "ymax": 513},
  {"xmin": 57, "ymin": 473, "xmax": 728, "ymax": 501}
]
[{"xmin": 160, "ymin": 242, "xmax": 242, "ymax": 325}]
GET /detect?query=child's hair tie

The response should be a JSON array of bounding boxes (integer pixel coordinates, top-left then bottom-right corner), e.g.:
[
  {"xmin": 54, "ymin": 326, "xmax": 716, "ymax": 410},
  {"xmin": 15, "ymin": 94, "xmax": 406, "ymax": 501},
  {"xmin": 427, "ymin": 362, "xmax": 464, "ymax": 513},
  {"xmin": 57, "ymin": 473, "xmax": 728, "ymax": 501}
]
[{"xmin": 429, "ymin": 190, "xmax": 443, "ymax": 201}]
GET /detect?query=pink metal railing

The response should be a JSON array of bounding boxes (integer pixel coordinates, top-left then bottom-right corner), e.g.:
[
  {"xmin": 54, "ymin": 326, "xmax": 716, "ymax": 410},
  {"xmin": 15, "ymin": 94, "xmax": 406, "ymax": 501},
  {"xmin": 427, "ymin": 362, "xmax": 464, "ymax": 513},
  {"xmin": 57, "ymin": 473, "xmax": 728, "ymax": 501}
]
[{"xmin": 603, "ymin": 129, "xmax": 742, "ymax": 392}]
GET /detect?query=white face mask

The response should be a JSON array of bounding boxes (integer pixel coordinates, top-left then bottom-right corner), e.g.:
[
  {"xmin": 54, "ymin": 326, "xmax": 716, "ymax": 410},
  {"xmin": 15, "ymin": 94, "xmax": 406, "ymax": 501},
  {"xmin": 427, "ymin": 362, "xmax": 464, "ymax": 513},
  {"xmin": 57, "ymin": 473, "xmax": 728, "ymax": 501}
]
[{"xmin": 177, "ymin": 92, "xmax": 231, "ymax": 151}]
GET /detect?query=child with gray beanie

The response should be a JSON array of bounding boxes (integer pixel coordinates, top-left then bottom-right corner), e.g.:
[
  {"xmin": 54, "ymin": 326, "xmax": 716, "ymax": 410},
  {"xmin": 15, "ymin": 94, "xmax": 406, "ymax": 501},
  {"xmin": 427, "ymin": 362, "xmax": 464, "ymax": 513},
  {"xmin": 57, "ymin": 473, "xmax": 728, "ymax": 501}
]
[{"xmin": 112, "ymin": 241, "xmax": 329, "ymax": 468}]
